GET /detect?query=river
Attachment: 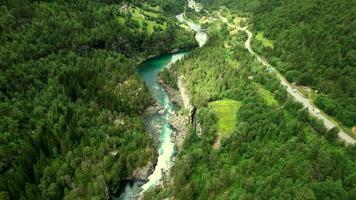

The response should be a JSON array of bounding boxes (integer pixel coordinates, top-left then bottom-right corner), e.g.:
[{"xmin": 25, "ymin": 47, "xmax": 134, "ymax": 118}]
[
  {"xmin": 115, "ymin": 1, "xmax": 207, "ymax": 199},
  {"xmin": 176, "ymin": 13, "xmax": 208, "ymax": 47},
  {"xmin": 115, "ymin": 53, "xmax": 186, "ymax": 200}
]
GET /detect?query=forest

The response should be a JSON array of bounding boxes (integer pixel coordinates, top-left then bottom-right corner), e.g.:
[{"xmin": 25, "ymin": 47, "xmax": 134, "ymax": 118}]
[
  {"xmin": 1, "ymin": 0, "xmax": 355, "ymax": 199},
  {"xmin": 0, "ymin": 0, "xmax": 194, "ymax": 199},
  {"xmin": 143, "ymin": 8, "xmax": 356, "ymax": 199},
  {"xmin": 199, "ymin": 0, "xmax": 355, "ymax": 129}
]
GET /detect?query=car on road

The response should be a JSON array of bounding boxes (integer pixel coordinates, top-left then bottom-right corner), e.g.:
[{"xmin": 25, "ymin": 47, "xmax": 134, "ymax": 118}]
[
  {"xmin": 292, "ymin": 88, "xmax": 297, "ymax": 93},
  {"xmin": 313, "ymin": 108, "xmax": 320, "ymax": 114}
]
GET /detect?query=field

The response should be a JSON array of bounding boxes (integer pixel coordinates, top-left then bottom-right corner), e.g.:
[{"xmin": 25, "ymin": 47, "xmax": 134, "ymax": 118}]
[
  {"xmin": 255, "ymin": 31, "xmax": 274, "ymax": 49},
  {"xmin": 209, "ymin": 99, "xmax": 241, "ymax": 136},
  {"xmin": 117, "ymin": 4, "xmax": 166, "ymax": 34}
]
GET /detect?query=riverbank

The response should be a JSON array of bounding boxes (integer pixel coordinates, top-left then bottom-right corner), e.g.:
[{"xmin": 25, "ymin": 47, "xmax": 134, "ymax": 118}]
[
  {"xmin": 118, "ymin": 1, "xmax": 208, "ymax": 198},
  {"xmin": 125, "ymin": 50, "xmax": 192, "ymax": 183},
  {"xmin": 158, "ymin": 77, "xmax": 190, "ymax": 149}
]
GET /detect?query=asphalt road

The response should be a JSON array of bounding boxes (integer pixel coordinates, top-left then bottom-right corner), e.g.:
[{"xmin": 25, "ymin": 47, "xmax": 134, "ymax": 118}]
[{"xmin": 219, "ymin": 14, "xmax": 355, "ymax": 144}]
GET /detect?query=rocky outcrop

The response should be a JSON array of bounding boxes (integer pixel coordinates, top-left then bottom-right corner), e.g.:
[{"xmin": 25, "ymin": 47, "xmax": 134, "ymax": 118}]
[
  {"xmin": 158, "ymin": 76, "xmax": 193, "ymax": 149},
  {"xmin": 145, "ymin": 102, "xmax": 164, "ymax": 115},
  {"xmin": 171, "ymin": 111, "xmax": 190, "ymax": 149},
  {"xmin": 158, "ymin": 79, "xmax": 183, "ymax": 107},
  {"xmin": 128, "ymin": 160, "xmax": 156, "ymax": 182},
  {"xmin": 177, "ymin": 76, "xmax": 195, "ymax": 119}
]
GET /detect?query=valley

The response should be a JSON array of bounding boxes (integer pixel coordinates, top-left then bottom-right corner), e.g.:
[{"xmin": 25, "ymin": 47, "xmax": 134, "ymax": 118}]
[{"xmin": 0, "ymin": 0, "xmax": 355, "ymax": 200}]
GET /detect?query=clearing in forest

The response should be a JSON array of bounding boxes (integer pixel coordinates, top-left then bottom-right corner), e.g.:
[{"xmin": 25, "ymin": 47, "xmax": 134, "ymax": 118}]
[
  {"xmin": 255, "ymin": 32, "xmax": 274, "ymax": 49},
  {"xmin": 209, "ymin": 99, "xmax": 241, "ymax": 136},
  {"xmin": 255, "ymin": 84, "xmax": 278, "ymax": 106},
  {"xmin": 117, "ymin": 4, "xmax": 166, "ymax": 34}
]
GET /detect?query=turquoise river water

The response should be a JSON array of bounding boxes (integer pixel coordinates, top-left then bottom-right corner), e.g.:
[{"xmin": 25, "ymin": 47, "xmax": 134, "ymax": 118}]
[{"xmin": 116, "ymin": 52, "xmax": 186, "ymax": 200}]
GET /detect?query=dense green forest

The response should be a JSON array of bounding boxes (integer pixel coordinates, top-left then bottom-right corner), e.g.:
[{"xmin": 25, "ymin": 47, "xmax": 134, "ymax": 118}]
[
  {"xmin": 1, "ymin": 0, "xmax": 355, "ymax": 199},
  {"xmin": 200, "ymin": 0, "xmax": 356, "ymax": 128},
  {"xmin": 143, "ymin": 9, "xmax": 356, "ymax": 199},
  {"xmin": 0, "ymin": 0, "xmax": 195, "ymax": 199}
]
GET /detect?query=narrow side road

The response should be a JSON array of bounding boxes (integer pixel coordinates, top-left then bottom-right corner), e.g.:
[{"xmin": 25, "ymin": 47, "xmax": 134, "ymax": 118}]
[{"xmin": 218, "ymin": 13, "xmax": 355, "ymax": 145}]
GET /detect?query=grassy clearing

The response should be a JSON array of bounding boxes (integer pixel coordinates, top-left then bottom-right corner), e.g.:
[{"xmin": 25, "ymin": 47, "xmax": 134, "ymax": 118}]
[
  {"xmin": 209, "ymin": 99, "xmax": 241, "ymax": 136},
  {"xmin": 256, "ymin": 32, "xmax": 274, "ymax": 49},
  {"xmin": 117, "ymin": 16, "xmax": 125, "ymax": 25},
  {"xmin": 130, "ymin": 7, "xmax": 144, "ymax": 23},
  {"xmin": 199, "ymin": 16, "xmax": 214, "ymax": 24},
  {"xmin": 232, "ymin": 16, "xmax": 247, "ymax": 27},
  {"xmin": 143, "ymin": 2, "xmax": 160, "ymax": 11},
  {"xmin": 127, "ymin": 5, "xmax": 166, "ymax": 34},
  {"xmin": 224, "ymin": 41, "xmax": 232, "ymax": 49},
  {"xmin": 255, "ymin": 83, "xmax": 278, "ymax": 106}
]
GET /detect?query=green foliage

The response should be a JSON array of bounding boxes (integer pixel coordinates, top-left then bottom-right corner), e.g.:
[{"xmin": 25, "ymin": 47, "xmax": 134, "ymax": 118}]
[
  {"xmin": 255, "ymin": 83, "xmax": 278, "ymax": 106},
  {"xmin": 315, "ymin": 94, "xmax": 355, "ymax": 127},
  {"xmin": 208, "ymin": 99, "xmax": 241, "ymax": 136},
  {"xmin": 144, "ymin": 24, "xmax": 356, "ymax": 199},
  {"xmin": 326, "ymin": 127, "xmax": 340, "ymax": 142},
  {"xmin": 212, "ymin": 0, "xmax": 356, "ymax": 127},
  {"xmin": 158, "ymin": 68, "xmax": 178, "ymax": 89},
  {"xmin": 125, "ymin": 5, "xmax": 167, "ymax": 34},
  {"xmin": 0, "ymin": 48, "xmax": 156, "ymax": 199},
  {"xmin": 0, "ymin": 0, "xmax": 194, "ymax": 199},
  {"xmin": 195, "ymin": 107, "xmax": 218, "ymax": 145},
  {"xmin": 255, "ymin": 31, "xmax": 274, "ymax": 49}
]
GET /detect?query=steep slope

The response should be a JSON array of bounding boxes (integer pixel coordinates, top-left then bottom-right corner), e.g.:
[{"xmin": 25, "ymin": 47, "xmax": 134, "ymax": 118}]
[
  {"xmin": 0, "ymin": 0, "xmax": 195, "ymax": 199},
  {"xmin": 142, "ymin": 4, "xmax": 356, "ymax": 199},
  {"xmin": 201, "ymin": 0, "xmax": 355, "ymax": 129}
]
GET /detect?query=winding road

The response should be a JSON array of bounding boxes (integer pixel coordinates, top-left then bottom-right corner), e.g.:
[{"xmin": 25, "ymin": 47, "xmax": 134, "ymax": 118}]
[{"xmin": 218, "ymin": 13, "xmax": 355, "ymax": 145}]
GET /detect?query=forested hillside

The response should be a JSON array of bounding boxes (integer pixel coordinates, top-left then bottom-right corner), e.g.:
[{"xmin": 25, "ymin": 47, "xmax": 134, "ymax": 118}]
[
  {"xmin": 143, "ymin": 9, "xmax": 356, "ymax": 199},
  {"xmin": 1, "ymin": 0, "xmax": 355, "ymax": 199},
  {"xmin": 0, "ymin": 0, "xmax": 194, "ymax": 199},
  {"xmin": 201, "ymin": 0, "xmax": 356, "ymax": 129}
]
